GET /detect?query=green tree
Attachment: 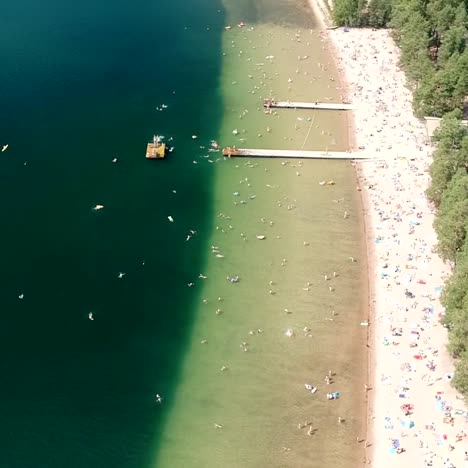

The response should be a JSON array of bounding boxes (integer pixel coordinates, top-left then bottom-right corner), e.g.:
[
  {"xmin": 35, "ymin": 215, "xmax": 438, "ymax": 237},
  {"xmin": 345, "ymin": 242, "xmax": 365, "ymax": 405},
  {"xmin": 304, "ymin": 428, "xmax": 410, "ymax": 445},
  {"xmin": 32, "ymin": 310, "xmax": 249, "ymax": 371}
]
[
  {"xmin": 429, "ymin": 52, "xmax": 460, "ymax": 117},
  {"xmin": 402, "ymin": 46, "xmax": 433, "ymax": 92},
  {"xmin": 433, "ymin": 109, "xmax": 466, "ymax": 148},
  {"xmin": 434, "ymin": 170, "xmax": 468, "ymax": 261},
  {"xmin": 442, "ymin": 246, "xmax": 468, "ymax": 357},
  {"xmin": 333, "ymin": 0, "xmax": 360, "ymax": 26},
  {"xmin": 367, "ymin": 0, "xmax": 392, "ymax": 27},
  {"xmin": 437, "ymin": 26, "xmax": 466, "ymax": 67},
  {"xmin": 395, "ymin": 11, "xmax": 432, "ymax": 89},
  {"xmin": 452, "ymin": 352, "xmax": 468, "ymax": 394},
  {"xmin": 452, "ymin": 2, "xmax": 468, "ymax": 29},
  {"xmin": 391, "ymin": 0, "xmax": 427, "ymax": 34},
  {"xmin": 427, "ymin": 116, "xmax": 468, "ymax": 205},
  {"xmin": 426, "ymin": 0, "xmax": 459, "ymax": 35},
  {"xmin": 453, "ymin": 49, "xmax": 468, "ymax": 103}
]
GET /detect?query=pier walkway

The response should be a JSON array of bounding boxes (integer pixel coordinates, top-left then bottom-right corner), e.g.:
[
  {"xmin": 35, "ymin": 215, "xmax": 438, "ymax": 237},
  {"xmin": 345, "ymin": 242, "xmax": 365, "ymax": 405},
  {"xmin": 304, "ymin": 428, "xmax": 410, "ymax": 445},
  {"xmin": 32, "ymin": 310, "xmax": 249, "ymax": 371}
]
[
  {"xmin": 223, "ymin": 147, "xmax": 372, "ymax": 160},
  {"xmin": 264, "ymin": 99, "xmax": 355, "ymax": 111}
]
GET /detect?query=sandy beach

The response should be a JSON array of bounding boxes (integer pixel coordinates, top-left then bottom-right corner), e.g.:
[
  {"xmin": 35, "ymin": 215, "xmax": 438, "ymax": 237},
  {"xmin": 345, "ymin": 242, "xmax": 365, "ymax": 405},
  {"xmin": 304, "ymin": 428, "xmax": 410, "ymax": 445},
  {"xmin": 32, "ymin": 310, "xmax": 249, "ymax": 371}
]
[
  {"xmin": 309, "ymin": 2, "xmax": 468, "ymax": 467},
  {"xmin": 349, "ymin": 35, "xmax": 468, "ymax": 466}
]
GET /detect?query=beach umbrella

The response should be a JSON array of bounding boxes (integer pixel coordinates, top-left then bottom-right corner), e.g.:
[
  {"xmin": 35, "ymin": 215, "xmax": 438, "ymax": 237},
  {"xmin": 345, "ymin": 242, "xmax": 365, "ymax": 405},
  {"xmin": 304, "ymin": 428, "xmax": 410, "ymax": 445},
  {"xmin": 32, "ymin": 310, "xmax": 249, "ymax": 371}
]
[{"xmin": 401, "ymin": 419, "xmax": 415, "ymax": 428}]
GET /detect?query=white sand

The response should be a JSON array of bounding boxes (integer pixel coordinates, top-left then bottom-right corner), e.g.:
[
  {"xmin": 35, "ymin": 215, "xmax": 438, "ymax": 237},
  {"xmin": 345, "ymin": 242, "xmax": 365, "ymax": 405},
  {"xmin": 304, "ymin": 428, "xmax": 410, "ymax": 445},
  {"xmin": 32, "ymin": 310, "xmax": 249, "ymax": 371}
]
[{"xmin": 309, "ymin": 3, "xmax": 468, "ymax": 467}]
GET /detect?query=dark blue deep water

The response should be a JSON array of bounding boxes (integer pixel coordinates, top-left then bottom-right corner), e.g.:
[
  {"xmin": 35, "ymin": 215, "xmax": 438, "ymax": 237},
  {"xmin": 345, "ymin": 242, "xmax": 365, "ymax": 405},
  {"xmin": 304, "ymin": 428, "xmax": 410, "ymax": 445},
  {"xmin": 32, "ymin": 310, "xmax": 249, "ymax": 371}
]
[{"xmin": 0, "ymin": 1, "xmax": 224, "ymax": 466}]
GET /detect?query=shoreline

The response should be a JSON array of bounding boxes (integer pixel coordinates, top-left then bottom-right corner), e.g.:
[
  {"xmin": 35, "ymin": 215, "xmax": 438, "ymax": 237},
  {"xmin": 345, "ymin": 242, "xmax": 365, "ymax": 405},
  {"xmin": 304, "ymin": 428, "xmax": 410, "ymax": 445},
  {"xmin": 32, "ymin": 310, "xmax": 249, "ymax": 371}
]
[
  {"xmin": 308, "ymin": 2, "xmax": 468, "ymax": 466},
  {"xmin": 310, "ymin": 0, "xmax": 357, "ymax": 153}
]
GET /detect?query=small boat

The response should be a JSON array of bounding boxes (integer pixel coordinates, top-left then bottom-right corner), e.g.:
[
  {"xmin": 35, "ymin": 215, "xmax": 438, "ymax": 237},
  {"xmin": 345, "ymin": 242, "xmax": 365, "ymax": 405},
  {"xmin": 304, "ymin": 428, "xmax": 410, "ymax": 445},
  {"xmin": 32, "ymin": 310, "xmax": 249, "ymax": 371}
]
[
  {"xmin": 2, "ymin": 144, "xmax": 8, "ymax": 152},
  {"xmin": 146, "ymin": 135, "xmax": 166, "ymax": 159}
]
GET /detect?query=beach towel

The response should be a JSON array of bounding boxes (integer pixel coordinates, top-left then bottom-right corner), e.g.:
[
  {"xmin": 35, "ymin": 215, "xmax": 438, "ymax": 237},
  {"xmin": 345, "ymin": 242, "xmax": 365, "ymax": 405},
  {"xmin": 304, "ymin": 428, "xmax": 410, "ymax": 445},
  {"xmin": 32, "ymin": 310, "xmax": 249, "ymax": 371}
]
[{"xmin": 384, "ymin": 416, "xmax": 393, "ymax": 430}]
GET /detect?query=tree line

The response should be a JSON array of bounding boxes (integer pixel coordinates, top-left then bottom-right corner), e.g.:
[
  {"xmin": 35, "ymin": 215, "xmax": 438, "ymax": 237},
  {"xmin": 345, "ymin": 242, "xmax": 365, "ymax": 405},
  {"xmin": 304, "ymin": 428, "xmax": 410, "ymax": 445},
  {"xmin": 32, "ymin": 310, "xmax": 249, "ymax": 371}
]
[
  {"xmin": 431, "ymin": 112, "xmax": 468, "ymax": 394},
  {"xmin": 333, "ymin": 0, "xmax": 468, "ymax": 117},
  {"xmin": 331, "ymin": 0, "xmax": 468, "ymax": 394}
]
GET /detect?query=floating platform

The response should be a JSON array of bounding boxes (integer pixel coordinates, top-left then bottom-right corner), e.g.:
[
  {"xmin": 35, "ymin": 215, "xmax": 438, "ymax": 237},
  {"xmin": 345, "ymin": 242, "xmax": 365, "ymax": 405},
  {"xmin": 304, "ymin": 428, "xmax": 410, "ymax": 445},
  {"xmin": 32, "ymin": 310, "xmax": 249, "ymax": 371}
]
[
  {"xmin": 264, "ymin": 98, "xmax": 354, "ymax": 111},
  {"xmin": 146, "ymin": 135, "xmax": 166, "ymax": 159},
  {"xmin": 222, "ymin": 147, "xmax": 371, "ymax": 160}
]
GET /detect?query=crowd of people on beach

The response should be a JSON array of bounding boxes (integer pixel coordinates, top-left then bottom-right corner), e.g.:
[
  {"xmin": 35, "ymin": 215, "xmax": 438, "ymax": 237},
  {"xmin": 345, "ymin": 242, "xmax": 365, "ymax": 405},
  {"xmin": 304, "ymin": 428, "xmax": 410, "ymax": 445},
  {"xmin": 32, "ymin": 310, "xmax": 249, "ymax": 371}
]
[{"xmin": 320, "ymin": 26, "xmax": 468, "ymax": 467}]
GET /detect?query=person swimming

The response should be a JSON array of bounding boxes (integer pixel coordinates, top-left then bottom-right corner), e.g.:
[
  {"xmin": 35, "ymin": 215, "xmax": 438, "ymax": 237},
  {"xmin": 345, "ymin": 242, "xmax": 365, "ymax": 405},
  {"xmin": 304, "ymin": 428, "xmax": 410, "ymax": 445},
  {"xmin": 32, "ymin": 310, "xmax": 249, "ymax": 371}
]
[{"xmin": 304, "ymin": 384, "xmax": 318, "ymax": 394}]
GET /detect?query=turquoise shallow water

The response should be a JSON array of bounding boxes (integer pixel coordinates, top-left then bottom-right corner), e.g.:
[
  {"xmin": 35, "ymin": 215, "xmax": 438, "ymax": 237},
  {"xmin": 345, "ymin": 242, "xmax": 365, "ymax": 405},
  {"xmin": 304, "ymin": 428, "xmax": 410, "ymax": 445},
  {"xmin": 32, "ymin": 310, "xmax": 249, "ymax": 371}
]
[
  {"xmin": 155, "ymin": 3, "xmax": 368, "ymax": 467},
  {"xmin": 0, "ymin": 1, "xmax": 225, "ymax": 466}
]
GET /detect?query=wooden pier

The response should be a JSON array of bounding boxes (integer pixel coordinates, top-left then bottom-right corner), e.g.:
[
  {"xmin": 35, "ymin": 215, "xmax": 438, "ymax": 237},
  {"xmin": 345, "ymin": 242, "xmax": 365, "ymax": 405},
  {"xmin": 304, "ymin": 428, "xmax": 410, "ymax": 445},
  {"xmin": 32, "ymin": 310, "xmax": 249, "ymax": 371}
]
[
  {"xmin": 264, "ymin": 98, "xmax": 354, "ymax": 111},
  {"xmin": 146, "ymin": 135, "xmax": 166, "ymax": 159},
  {"xmin": 222, "ymin": 147, "xmax": 371, "ymax": 160}
]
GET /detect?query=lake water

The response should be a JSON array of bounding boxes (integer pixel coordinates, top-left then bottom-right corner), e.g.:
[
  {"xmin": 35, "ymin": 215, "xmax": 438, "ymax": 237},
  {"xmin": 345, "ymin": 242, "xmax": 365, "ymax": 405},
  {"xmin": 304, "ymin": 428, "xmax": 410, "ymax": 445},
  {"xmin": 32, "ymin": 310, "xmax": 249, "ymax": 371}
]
[{"xmin": 0, "ymin": 1, "xmax": 367, "ymax": 467}]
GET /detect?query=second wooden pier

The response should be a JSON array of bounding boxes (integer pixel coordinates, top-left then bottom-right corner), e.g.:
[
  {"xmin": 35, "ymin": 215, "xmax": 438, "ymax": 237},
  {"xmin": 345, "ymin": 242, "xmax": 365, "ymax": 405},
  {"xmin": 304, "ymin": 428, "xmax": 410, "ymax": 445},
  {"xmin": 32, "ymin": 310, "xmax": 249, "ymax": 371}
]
[
  {"xmin": 264, "ymin": 98, "xmax": 354, "ymax": 111},
  {"xmin": 222, "ymin": 147, "xmax": 371, "ymax": 160}
]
